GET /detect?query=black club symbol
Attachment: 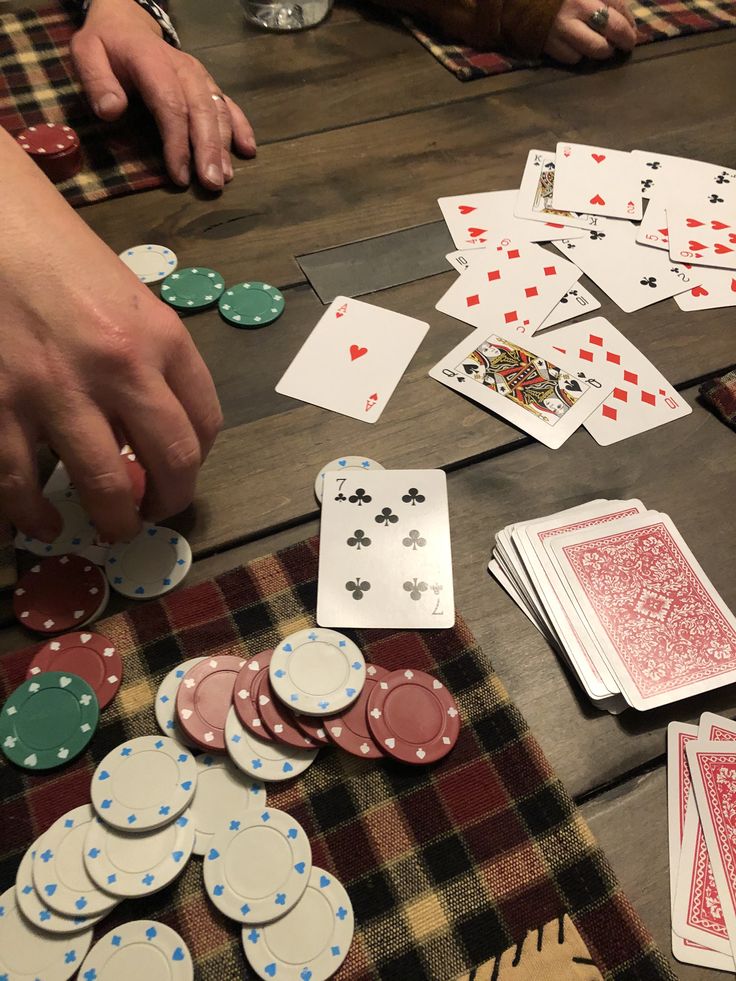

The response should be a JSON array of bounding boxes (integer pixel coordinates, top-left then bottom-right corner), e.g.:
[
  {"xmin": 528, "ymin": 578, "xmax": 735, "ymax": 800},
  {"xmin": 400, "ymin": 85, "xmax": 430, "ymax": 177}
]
[
  {"xmin": 590, "ymin": 231, "xmax": 606, "ymax": 241},
  {"xmin": 402, "ymin": 530, "xmax": 426, "ymax": 551},
  {"xmin": 709, "ymin": 194, "xmax": 724, "ymax": 204},
  {"xmin": 559, "ymin": 289, "xmax": 578, "ymax": 305},
  {"xmin": 334, "ymin": 493, "xmax": 347, "ymax": 502},
  {"xmin": 375, "ymin": 507, "xmax": 398, "ymax": 527},
  {"xmin": 346, "ymin": 578, "xmax": 370, "ymax": 600},
  {"xmin": 402, "ymin": 488, "xmax": 426, "ymax": 506},
  {"xmin": 347, "ymin": 530, "xmax": 371, "ymax": 550},
  {"xmin": 716, "ymin": 173, "xmax": 731, "ymax": 185},
  {"xmin": 641, "ymin": 178, "xmax": 653, "ymax": 190},
  {"xmin": 563, "ymin": 242, "xmax": 576, "ymax": 250},
  {"xmin": 646, "ymin": 161, "xmax": 661, "ymax": 170},
  {"xmin": 349, "ymin": 488, "xmax": 372, "ymax": 506},
  {"xmin": 403, "ymin": 578, "xmax": 428, "ymax": 601},
  {"xmin": 640, "ymin": 277, "xmax": 657, "ymax": 288},
  {"xmin": 431, "ymin": 583, "xmax": 443, "ymax": 595}
]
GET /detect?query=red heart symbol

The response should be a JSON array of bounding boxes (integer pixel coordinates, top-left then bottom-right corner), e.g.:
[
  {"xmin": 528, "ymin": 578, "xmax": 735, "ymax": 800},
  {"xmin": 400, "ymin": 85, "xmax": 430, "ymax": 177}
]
[
  {"xmin": 731, "ymin": 279, "xmax": 736, "ymax": 293},
  {"xmin": 711, "ymin": 220, "xmax": 730, "ymax": 230},
  {"xmin": 730, "ymin": 234, "xmax": 736, "ymax": 244},
  {"xmin": 715, "ymin": 243, "xmax": 733, "ymax": 254},
  {"xmin": 589, "ymin": 194, "xmax": 605, "ymax": 206},
  {"xmin": 692, "ymin": 286, "xmax": 709, "ymax": 297},
  {"xmin": 686, "ymin": 218, "xmax": 704, "ymax": 227},
  {"xmin": 350, "ymin": 344, "xmax": 368, "ymax": 361},
  {"xmin": 467, "ymin": 227, "xmax": 487, "ymax": 238},
  {"xmin": 689, "ymin": 240, "xmax": 707, "ymax": 251},
  {"xmin": 458, "ymin": 205, "xmax": 475, "ymax": 215},
  {"xmin": 591, "ymin": 154, "xmax": 606, "ymax": 163}
]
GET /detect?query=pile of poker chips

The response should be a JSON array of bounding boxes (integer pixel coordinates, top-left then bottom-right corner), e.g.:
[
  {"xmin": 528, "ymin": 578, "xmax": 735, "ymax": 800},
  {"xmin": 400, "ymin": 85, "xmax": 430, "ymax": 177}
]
[
  {"xmin": 14, "ymin": 122, "xmax": 82, "ymax": 182},
  {"xmin": 160, "ymin": 266, "xmax": 285, "ymax": 328}
]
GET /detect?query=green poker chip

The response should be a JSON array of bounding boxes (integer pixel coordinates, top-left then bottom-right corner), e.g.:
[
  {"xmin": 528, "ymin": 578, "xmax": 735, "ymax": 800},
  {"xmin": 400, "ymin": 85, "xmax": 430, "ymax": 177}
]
[
  {"xmin": 160, "ymin": 267, "xmax": 224, "ymax": 310},
  {"xmin": 0, "ymin": 670, "xmax": 99, "ymax": 770},
  {"xmin": 218, "ymin": 281, "xmax": 285, "ymax": 328}
]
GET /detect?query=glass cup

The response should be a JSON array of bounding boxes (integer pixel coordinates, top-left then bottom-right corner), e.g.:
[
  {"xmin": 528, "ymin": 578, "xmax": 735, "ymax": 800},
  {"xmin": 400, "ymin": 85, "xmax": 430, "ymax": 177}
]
[{"xmin": 241, "ymin": 0, "xmax": 333, "ymax": 31}]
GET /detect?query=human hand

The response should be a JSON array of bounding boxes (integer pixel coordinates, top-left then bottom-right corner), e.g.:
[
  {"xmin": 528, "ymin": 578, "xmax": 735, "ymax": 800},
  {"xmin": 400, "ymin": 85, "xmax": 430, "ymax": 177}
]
[
  {"xmin": 544, "ymin": 0, "xmax": 637, "ymax": 64},
  {"xmin": 0, "ymin": 128, "xmax": 222, "ymax": 544},
  {"xmin": 70, "ymin": 0, "xmax": 256, "ymax": 191}
]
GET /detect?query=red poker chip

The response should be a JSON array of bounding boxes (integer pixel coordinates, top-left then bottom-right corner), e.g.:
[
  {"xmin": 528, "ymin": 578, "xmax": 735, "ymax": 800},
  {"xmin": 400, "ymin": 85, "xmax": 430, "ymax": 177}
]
[
  {"xmin": 176, "ymin": 654, "xmax": 245, "ymax": 751},
  {"xmin": 26, "ymin": 630, "xmax": 122, "ymax": 710},
  {"xmin": 324, "ymin": 664, "xmax": 389, "ymax": 760},
  {"xmin": 16, "ymin": 122, "xmax": 80, "ymax": 155},
  {"xmin": 366, "ymin": 668, "xmax": 460, "ymax": 765},
  {"xmin": 13, "ymin": 556, "xmax": 108, "ymax": 634},
  {"xmin": 255, "ymin": 672, "xmax": 318, "ymax": 750},
  {"xmin": 293, "ymin": 712, "xmax": 331, "ymax": 746},
  {"xmin": 232, "ymin": 649, "xmax": 276, "ymax": 742}
]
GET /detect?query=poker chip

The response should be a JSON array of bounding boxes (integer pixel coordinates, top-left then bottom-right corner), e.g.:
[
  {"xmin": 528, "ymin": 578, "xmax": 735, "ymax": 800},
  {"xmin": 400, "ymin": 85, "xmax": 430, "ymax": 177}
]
[
  {"xmin": 233, "ymin": 650, "xmax": 276, "ymax": 741},
  {"xmin": 0, "ymin": 671, "xmax": 99, "ymax": 771},
  {"xmin": 15, "ymin": 845, "xmax": 102, "ymax": 934},
  {"xmin": 119, "ymin": 244, "xmax": 178, "ymax": 284},
  {"xmin": 106, "ymin": 523, "xmax": 192, "ymax": 599},
  {"xmin": 26, "ymin": 632, "xmax": 122, "ymax": 711},
  {"xmin": 366, "ymin": 668, "xmax": 460, "ymax": 765},
  {"xmin": 160, "ymin": 267, "xmax": 224, "ymax": 311},
  {"xmin": 293, "ymin": 712, "xmax": 331, "ymax": 745},
  {"xmin": 190, "ymin": 755, "xmax": 266, "ymax": 856},
  {"xmin": 78, "ymin": 920, "xmax": 193, "ymax": 981},
  {"xmin": 314, "ymin": 456, "xmax": 384, "ymax": 504},
  {"xmin": 203, "ymin": 806, "xmax": 311, "ymax": 923},
  {"xmin": 269, "ymin": 628, "xmax": 366, "ymax": 717},
  {"xmin": 154, "ymin": 656, "xmax": 207, "ymax": 745},
  {"xmin": 17, "ymin": 490, "xmax": 96, "ymax": 557},
  {"xmin": 15, "ymin": 122, "xmax": 82, "ymax": 183},
  {"xmin": 14, "ymin": 555, "xmax": 108, "ymax": 634},
  {"xmin": 176, "ymin": 655, "xmax": 245, "ymax": 752},
  {"xmin": 255, "ymin": 672, "xmax": 318, "ymax": 750},
  {"xmin": 121, "ymin": 447, "xmax": 146, "ymax": 507},
  {"xmin": 242, "ymin": 865, "xmax": 354, "ymax": 981},
  {"xmin": 84, "ymin": 809, "xmax": 195, "ymax": 898},
  {"xmin": 226, "ymin": 707, "xmax": 318, "ymax": 781},
  {"xmin": 218, "ymin": 281, "xmax": 284, "ymax": 328},
  {"xmin": 32, "ymin": 805, "xmax": 119, "ymax": 918},
  {"xmin": 91, "ymin": 735, "xmax": 198, "ymax": 832},
  {"xmin": 324, "ymin": 663, "xmax": 388, "ymax": 759},
  {"xmin": 0, "ymin": 885, "xmax": 93, "ymax": 981}
]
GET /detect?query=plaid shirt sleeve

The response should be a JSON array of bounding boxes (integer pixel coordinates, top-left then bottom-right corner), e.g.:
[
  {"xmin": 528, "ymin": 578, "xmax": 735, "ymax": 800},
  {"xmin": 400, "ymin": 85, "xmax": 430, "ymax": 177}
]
[{"xmin": 79, "ymin": 0, "xmax": 181, "ymax": 47}]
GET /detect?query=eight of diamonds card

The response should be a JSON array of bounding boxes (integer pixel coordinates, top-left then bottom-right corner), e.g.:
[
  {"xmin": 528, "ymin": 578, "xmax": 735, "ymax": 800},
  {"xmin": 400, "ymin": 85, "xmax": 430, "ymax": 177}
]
[
  {"xmin": 552, "ymin": 142, "xmax": 642, "ymax": 220},
  {"xmin": 429, "ymin": 330, "xmax": 609, "ymax": 449},
  {"xmin": 317, "ymin": 470, "xmax": 455, "ymax": 630}
]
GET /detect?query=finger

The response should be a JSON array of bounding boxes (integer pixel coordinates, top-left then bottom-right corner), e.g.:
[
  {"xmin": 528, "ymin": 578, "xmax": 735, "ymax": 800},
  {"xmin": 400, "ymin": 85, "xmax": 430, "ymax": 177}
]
[
  {"xmin": 604, "ymin": 6, "xmax": 637, "ymax": 48},
  {"xmin": 0, "ymin": 421, "xmax": 62, "ymax": 542},
  {"xmin": 178, "ymin": 65, "xmax": 225, "ymax": 191},
  {"xmin": 224, "ymin": 95, "xmax": 257, "ymax": 158},
  {"xmin": 45, "ymin": 404, "xmax": 141, "ymax": 543},
  {"xmin": 564, "ymin": 19, "xmax": 616, "ymax": 58},
  {"xmin": 128, "ymin": 54, "xmax": 192, "ymax": 187},
  {"xmin": 607, "ymin": 0, "xmax": 636, "ymax": 28},
  {"xmin": 70, "ymin": 30, "xmax": 129, "ymax": 120},
  {"xmin": 211, "ymin": 93, "xmax": 234, "ymax": 182},
  {"xmin": 164, "ymin": 329, "xmax": 223, "ymax": 465},
  {"xmin": 544, "ymin": 33, "xmax": 584, "ymax": 64}
]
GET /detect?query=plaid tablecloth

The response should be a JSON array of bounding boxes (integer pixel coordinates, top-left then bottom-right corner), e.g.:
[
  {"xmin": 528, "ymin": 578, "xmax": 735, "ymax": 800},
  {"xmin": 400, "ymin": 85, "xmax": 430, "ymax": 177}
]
[
  {"xmin": 0, "ymin": 537, "xmax": 674, "ymax": 979},
  {"xmin": 701, "ymin": 366, "xmax": 736, "ymax": 430},
  {"xmin": 407, "ymin": 0, "xmax": 736, "ymax": 80},
  {"xmin": 0, "ymin": 0, "xmax": 167, "ymax": 206}
]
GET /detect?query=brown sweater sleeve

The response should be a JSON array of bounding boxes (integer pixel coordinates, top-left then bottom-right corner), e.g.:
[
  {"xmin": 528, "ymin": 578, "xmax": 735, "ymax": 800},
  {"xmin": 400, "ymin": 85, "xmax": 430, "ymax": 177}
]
[{"xmin": 367, "ymin": 0, "xmax": 565, "ymax": 58}]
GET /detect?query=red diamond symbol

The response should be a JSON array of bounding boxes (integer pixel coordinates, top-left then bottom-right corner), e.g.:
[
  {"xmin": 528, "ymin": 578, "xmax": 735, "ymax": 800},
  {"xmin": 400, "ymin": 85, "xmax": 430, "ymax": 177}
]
[
  {"xmin": 659, "ymin": 388, "xmax": 666, "ymax": 395},
  {"xmin": 613, "ymin": 387, "xmax": 628, "ymax": 402},
  {"xmin": 487, "ymin": 269, "xmax": 501, "ymax": 282},
  {"xmin": 507, "ymin": 249, "xmax": 520, "ymax": 259},
  {"xmin": 589, "ymin": 334, "xmax": 603, "ymax": 346},
  {"xmin": 466, "ymin": 295, "xmax": 480, "ymax": 308},
  {"xmin": 623, "ymin": 369, "xmax": 638, "ymax": 384},
  {"xmin": 525, "ymin": 286, "xmax": 538, "ymax": 298},
  {"xmin": 641, "ymin": 390, "xmax": 656, "ymax": 405},
  {"xmin": 504, "ymin": 310, "xmax": 518, "ymax": 323},
  {"xmin": 606, "ymin": 352, "xmax": 621, "ymax": 365},
  {"xmin": 579, "ymin": 348, "xmax": 593, "ymax": 362},
  {"xmin": 602, "ymin": 404, "xmax": 618, "ymax": 421},
  {"xmin": 543, "ymin": 266, "xmax": 557, "ymax": 276}
]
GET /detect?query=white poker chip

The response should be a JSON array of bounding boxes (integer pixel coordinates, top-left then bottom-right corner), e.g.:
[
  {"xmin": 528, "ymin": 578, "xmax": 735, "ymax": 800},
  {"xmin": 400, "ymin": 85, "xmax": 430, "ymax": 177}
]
[
  {"xmin": 83, "ymin": 809, "xmax": 194, "ymax": 898},
  {"xmin": 225, "ymin": 707, "xmax": 318, "ymax": 781},
  {"xmin": 90, "ymin": 735, "xmax": 197, "ymax": 832},
  {"xmin": 191, "ymin": 754, "xmax": 266, "ymax": 856},
  {"xmin": 17, "ymin": 490, "xmax": 96, "ymax": 557},
  {"xmin": 78, "ymin": 919, "xmax": 193, "ymax": 981},
  {"xmin": 0, "ymin": 886, "xmax": 93, "ymax": 981},
  {"xmin": 203, "ymin": 806, "xmax": 312, "ymax": 924},
  {"xmin": 119, "ymin": 244, "xmax": 178, "ymax": 284},
  {"xmin": 269, "ymin": 628, "xmax": 366, "ymax": 717},
  {"xmin": 31, "ymin": 805, "xmax": 119, "ymax": 918},
  {"xmin": 106, "ymin": 523, "xmax": 192, "ymax": 599},
  {"xmin": 242, "ymin": 865, "xmax": 354, "ymax": 981},
  {"xmin": 15, "ymin": 845, "xmax": 103, "ymax": 934},
  {"xmin": 314, "ymin": 456, "xmax": 384, "ymax": 504},
  {"xmin": 154, "ymin": 656, "xmax": 207, "ymax": 746}
]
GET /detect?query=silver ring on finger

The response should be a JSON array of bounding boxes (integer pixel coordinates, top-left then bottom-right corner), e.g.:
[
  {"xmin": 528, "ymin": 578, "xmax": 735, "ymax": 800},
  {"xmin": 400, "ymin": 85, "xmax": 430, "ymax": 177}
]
[
  {"xmin": 587, "ymin": 6, "xmax": 610, "ymax": 32},
  {"xmin": 211, "ymin": 93, "xmax": 225, "ymax": 103}
]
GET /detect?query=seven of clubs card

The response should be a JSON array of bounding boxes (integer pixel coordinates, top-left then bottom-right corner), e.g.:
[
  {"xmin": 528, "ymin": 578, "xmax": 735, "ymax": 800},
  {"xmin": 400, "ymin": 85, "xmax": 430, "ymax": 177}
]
[{"xmin": 317, "ymin": 470, "xmax": 455, "ymax": 629}]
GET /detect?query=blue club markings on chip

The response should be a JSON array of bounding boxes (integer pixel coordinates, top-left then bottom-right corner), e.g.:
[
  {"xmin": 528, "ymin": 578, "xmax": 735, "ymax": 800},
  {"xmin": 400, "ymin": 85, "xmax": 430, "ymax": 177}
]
[
  {"xmin": 78, "ymin": 920, "xmax": 192, "ymax": 980},
  {"xmin": 269, "ymin": 628, "xmax": 365, "ymax": 717},
  {"xmin": 106, "ymin": 524, "xmax": 192, "ymax": 600}
]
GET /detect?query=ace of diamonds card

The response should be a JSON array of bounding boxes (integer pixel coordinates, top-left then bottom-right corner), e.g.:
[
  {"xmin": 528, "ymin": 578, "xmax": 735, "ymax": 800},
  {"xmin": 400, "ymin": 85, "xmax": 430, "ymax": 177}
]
[{"xmin": 317, "ymin": 470, "xmax": 455, "ymax": 629}]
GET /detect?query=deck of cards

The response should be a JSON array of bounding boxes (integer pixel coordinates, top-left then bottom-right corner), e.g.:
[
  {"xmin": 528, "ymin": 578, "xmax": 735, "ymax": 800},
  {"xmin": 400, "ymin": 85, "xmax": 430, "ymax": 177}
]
[
  {"xmin": 491, "ymin": 501, "xmax": 736, "ymax": 714},
  {"xmin": 668, "ymin": 714, "xmax": 736, "ymax": 972}
]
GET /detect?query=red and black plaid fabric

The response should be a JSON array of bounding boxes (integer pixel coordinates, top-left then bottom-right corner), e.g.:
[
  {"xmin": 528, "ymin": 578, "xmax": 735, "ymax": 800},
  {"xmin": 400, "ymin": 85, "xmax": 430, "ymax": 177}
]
[
  {"xmin": 0, "ymin": 538, "xmax": 674, "ymax": 979},
  {"xmin": 0, "ymin": 1, "xmax": 167, "ymax": 207},
  {"xmin": 701, "ymin": 366, "xmax": 736, "ymax": 430},
  {"xmin": 406, "ymin": 0, "xmax": 736, "ymax": 80}
]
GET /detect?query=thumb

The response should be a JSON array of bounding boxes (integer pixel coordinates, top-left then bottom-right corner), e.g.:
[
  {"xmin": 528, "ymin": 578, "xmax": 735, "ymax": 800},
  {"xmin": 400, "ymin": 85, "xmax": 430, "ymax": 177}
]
[{"xmin": 70, "ymin": 31, "xmax": 129, "ymax": 120}]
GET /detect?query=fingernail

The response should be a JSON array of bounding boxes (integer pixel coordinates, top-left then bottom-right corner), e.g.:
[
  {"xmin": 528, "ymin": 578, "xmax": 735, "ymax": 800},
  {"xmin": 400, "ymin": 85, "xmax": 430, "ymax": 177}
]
[
  {"xmin": 178, "ymin": 164, "xmax": 190, "ymax": 186},
  {"xmin": 223, "ymin": 157, "xmax": 233, "ymax": 181},
  {"xmin": 206, "ymin": 163, "xmax": 223, "ymax": 187},
  {"xmin": 96, "ymin": 92, "xmax": 121, "ymax": 116}
]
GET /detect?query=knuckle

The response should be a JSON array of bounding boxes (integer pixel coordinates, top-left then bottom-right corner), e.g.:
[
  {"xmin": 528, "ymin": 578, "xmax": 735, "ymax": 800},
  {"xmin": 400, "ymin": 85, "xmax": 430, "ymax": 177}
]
[
  {"xmin": 0, "ymin": 469, "xmax": 30, "ymax": 499},
  {"xmin": 81, "ymin": 468, "xmax": 131, "ymax": 500},
  {"xmin": 161, "ymin": 91, "xmax": 190, "ymax": 123},
  {"xmin": 164, "ymin": 437, "xmax": 201, "ymax": 477}
]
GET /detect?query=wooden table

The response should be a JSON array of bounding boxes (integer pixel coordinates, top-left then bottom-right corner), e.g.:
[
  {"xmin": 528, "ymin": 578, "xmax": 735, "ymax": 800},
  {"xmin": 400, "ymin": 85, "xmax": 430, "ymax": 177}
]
[{"xmin": 5, "ymin": 2, "xmax": 736, "ymax": 975}]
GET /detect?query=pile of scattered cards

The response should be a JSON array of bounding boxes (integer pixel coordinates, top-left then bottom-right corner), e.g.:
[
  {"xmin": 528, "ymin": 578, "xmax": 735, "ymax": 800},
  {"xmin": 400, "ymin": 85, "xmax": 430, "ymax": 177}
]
[
  {"xmin": 491, "ymin": 501, "xmax": 736, "ymax": 713},
  {"xmin": 668, "ymin": 713, "xmax": 736, "ymax": 972}
]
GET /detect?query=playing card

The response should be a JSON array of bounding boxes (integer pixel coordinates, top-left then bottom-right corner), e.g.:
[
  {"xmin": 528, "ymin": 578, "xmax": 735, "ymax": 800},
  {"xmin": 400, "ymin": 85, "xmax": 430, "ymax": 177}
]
[
  {"xmin": 436, "ymin": 242, "xmax": 581, "ymax": 335},
  {"xmin": 317, "ymin": 469, "xmax": 454, "ymax": 629},
  {"xmin": 437, "ymin": 189, "xmax": 584, "ymax": 249},
  {"xmin": 549, "ymin": 512, "xmax": 736, "ymax": 710},
  {"xmin": 553, "ymin": 219, "xmax": 696, "ymax": 313},
  {"xmin": 632, "ymin": 150, "xmax": 736, "ymax": 201},
  {"xmin": 429, "ymin": 330, "xmax": 610, "ymax": 449},
  {"xmin": 674, "ymin": 265, "xmax": 736, "ymax": 311},
  {"xmin": 529, "ymin": 316, "xmax": 691, "ymax": 445},
  {"xmin": 488, "ymin": 556, "xmax": 548, "ymax": 636},
  {"xmin": 515, "ymin": 149, "xmax": 605, "ymax": 230},
  {"xmin": 668, "ymin": 722, "xmax": 699, "ymax": 908},
  {"xmin": 635, "ymin": 201, "xmax": 670, "ymax": 251},
  {"xmin": 552, "ymin": 143, "xmax": 642, "ymax": 220},
  {"xmin": 667, "ymin": 205, "xmax": 736, "ymax": 270},
  {"xmin": 275, "ymin": 296, "xmax": 428, "ymax": 423}
]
